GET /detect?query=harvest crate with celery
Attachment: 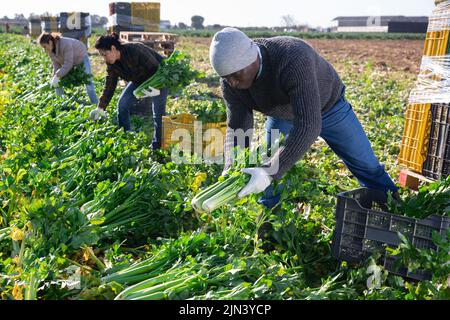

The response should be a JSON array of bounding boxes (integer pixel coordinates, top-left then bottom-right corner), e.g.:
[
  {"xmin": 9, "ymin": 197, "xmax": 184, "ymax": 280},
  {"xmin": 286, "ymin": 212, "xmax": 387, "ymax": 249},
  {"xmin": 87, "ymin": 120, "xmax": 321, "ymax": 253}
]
[{"xmin": 0, "ymin": 32, "xmax": 448, "ymax": 302}]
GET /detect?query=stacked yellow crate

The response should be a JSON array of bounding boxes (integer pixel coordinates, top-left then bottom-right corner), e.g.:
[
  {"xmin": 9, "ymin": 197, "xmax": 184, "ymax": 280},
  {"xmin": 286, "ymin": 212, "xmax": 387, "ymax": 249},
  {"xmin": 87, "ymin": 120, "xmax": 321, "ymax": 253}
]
[
  {"xmin": 131, "ymin": 2, "xmax": 160, "ymax": 32},
  {"xmin": 162, "ymin": 114, "xmax": 227, "ymax": 158},
  {"xmin": 398, "ymin": 1, "xmax": 450, "ymax": 173},
  {"xmin": 40, "ymin": 16, "xmax": 59, "ymax": 33},
  {"xmin": 29, "ymin": 19, "xmax": 42, "ymax": 38},
  {"xmin": 109, "ymin": 2, "xmax": 160, "ymax": 33},
  {"xmin": 398, "ymin": 104, "xmax": 432, "ymax": 172}
]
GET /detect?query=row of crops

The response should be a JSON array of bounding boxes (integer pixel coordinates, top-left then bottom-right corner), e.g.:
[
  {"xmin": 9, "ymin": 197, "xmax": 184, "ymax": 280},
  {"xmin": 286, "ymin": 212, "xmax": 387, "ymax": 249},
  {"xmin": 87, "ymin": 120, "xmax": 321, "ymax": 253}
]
[{"xmin": 0, "ymin": 34, "xmax": 448, "ymax": 300}]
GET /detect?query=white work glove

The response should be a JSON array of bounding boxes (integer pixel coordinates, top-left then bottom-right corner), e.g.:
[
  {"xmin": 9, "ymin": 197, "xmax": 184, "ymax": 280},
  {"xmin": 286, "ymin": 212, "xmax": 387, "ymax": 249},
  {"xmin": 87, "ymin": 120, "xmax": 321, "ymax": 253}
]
[
  {"xmin": 89, "ymin": 107, "xmax": 106, "ymax": 121},
  {"xmin": 50, "ymin": 75, "xmax": 60, "ymax": 88},
  {"xmin": 238, "ymin": 167, "xmax": 273, "ymax": 198},
  {"xmin": 221, "ymin": 168, "xmax": 230, "ymax": 177},
  {"xmin": 138, "ymin": 86, "xmax": 160, "ymax": 98}
]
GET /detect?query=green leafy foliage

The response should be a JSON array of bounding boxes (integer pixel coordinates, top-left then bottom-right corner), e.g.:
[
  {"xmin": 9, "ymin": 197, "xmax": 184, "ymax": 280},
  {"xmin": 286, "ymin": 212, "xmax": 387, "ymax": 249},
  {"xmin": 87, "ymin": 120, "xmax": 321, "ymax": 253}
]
[
  {"xmin": 387, "ymin": 176, "xmax": 450, "ymax": 219},
  {"xmin": 59, "ymin": 65, "xmax": 91, "ymax": 90},
  {"xmin": 0, "ymin": 33, "xmax": 448, "ymax": 301},
  {"xmin": 168, "ymin": 83, "xmax": 227, "ymax": 122}
]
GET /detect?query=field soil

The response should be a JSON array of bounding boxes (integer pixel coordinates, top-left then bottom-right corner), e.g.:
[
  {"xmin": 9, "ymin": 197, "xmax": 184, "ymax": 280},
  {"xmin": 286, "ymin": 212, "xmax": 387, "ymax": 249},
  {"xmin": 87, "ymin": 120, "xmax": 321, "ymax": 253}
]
[{"xmin": 175, "ymin": 37, "xmax": 425, "ymax": 75}]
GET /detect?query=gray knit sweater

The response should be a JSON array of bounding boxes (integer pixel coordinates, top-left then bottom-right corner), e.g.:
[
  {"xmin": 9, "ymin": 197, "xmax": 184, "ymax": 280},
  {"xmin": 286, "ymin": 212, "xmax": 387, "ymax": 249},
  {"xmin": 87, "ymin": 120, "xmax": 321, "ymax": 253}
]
[{"xmin": 222, "ymin": 36, "xmax": 345, "ymax": 180}]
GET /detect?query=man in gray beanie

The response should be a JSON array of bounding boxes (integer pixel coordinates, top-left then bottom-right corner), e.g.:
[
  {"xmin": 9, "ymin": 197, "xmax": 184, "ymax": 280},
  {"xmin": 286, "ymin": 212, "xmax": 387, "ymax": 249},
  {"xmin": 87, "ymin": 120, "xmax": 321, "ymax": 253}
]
[
  {"xmin": 210, "ymin": 27, "xmax": 398, "ymax": 210},
  {"xmin": 209, "ymin": 27, "xmax": 259, "ymax": 80}
]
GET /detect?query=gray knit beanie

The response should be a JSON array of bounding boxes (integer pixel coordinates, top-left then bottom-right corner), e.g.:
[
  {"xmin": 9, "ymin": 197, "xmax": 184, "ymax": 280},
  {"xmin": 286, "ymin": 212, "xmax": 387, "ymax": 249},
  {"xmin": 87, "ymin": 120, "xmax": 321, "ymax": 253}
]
[{"xmin": 209, "ymin": 27, "xmax": 258, "ymax": 77}]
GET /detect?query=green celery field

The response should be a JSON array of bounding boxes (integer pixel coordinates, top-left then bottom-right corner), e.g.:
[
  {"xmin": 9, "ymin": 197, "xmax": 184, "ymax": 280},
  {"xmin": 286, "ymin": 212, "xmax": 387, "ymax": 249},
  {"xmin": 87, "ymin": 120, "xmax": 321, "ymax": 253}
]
[{"xmin": 0, "ymin": 34, "xmax": 448, "ymax": 300}]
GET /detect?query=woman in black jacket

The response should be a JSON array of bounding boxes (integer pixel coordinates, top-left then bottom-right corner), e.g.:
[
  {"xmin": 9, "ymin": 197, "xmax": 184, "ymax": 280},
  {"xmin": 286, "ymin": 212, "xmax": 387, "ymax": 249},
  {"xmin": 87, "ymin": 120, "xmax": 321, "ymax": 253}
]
[{"xmin": 93, "ymin": 33, "xmax": 168, "ymax": 150}]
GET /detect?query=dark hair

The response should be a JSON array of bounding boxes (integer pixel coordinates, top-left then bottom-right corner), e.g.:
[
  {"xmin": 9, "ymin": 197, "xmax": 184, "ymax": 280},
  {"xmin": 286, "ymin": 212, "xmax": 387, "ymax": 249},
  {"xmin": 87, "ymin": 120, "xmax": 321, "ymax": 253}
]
[
  {"xmin": 37, "ymin": 32, "xmax": 60, "ymax": 53},
  {"xmin": 95, "ymin": 33, "xmax": 123, "ymax": 51}
]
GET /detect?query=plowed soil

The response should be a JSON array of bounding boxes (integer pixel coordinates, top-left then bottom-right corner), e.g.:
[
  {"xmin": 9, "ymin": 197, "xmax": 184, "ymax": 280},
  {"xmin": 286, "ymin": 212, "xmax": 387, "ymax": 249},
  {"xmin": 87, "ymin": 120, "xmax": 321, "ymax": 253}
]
[{"xmin": 178, "ymin": 37, "xmax": 425, "ymax": 75}]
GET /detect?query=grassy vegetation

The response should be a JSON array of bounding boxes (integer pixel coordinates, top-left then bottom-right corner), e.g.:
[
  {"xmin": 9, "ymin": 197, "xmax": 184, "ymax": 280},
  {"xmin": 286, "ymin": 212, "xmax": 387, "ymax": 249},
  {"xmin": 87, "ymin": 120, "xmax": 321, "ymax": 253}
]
[{"xmin": 0, "ymin": 25, "xmax": 28, "ymax": 35}]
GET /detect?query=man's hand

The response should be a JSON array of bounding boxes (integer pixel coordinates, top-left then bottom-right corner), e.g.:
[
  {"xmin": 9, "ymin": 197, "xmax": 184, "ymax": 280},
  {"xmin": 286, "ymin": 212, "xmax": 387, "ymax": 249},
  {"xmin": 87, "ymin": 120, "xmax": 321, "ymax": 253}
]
[
  {"xmin": 50, "ymin": 75, "xmax": 60, "ymax": 88},
  {"xmin": 89, "ymin": 107, "xmax": 106, "ymax": 121},
  {"xmin": 238, "ymin": 167, "xmax": 273, "ymax": 198}
]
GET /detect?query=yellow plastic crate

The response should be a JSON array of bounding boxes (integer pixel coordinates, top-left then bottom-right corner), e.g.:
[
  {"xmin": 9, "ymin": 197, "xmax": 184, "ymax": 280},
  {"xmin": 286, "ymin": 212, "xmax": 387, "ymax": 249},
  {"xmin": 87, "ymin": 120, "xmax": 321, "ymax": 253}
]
[
  {"xmin": 143, "ymin": 25, "xmax": 160, "ymax": 32},
  {"xmin": 29, "ymin": 21, "xmax": 42, "ymax": 37},
  {"xmin": 162, "ymin": 114, "xmax": 227, "ymax": 157},
  {"xmin": 41, "ymin": 16, "xmax": 59, "ymax": 33},
  {"xmin": 131, "ymin": 2, "xmax": 160, "ymax": 31},
  {"xmin": 424, "ymin": 30, "xmax": 450, "ymax": 56},
  {"xmin": 398, "ymin": 104, "xmax": 432, "ymax": 172}
]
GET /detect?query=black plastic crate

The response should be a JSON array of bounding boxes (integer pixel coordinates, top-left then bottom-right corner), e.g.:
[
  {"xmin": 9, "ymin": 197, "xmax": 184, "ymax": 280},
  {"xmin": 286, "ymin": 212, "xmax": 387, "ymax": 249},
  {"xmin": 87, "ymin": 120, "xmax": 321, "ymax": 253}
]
[
  {"xmin": 423, "ymin": 103, "xmax": 450, "ymax": 180},
  {"xmin": 332, "ymin": 188, "xmax": 450, "ymax": 281},
  {"xmin": 59, "ymin": 12, "xmax": 91, "ymax": 32},
  {"xmin": 109, "ymin": 2, "xmax": 131, "ymax": 16}
]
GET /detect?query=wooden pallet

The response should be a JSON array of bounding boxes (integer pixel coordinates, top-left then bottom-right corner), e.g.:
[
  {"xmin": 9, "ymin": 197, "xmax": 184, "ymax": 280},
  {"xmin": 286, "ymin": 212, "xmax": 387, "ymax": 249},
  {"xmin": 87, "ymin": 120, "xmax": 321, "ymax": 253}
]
[
  {"xmin": 398, "ymin": 168, "xmax": 435, "ymax": 190},
  {"xmin": 119, "ymin": 31, "xmax": 178, "ymax": 56}
]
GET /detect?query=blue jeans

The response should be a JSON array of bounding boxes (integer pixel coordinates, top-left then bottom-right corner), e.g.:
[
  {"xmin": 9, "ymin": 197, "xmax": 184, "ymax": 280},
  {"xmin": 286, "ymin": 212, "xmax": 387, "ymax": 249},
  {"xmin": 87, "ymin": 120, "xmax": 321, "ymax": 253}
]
[
  {"xmin": 55, "ymin": 55, "xmax": 99, "ymax": 105},
  {"xmin": 118, "ymin": 82, "xmax": 168, "ymax": 149},
  {"xmin": 260, "ymin": 89, "xmax": 398, "ymax": 209}
]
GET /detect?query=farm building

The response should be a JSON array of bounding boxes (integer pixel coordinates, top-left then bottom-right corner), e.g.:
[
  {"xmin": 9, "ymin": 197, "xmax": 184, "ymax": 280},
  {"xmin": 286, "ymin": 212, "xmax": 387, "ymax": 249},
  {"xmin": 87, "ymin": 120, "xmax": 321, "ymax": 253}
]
[{"xmin": 332, "ymin": 16, "xmax": 429, "ymax": 33}]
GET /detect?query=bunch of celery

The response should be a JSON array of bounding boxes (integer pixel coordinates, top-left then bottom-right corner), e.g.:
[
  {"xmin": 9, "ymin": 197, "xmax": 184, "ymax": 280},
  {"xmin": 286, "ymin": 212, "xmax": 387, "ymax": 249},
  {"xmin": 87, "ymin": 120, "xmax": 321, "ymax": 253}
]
[
  {"xmin": 191, "ymin": 172, "xmax": 250, "ymax": 213},
  {"xmin": 0, "ymin": 227, "xmax": 11, "ymax": 241},
  {"xmin": 133, "ymin": 50, "xmax": 202, "ymax": 98},
  {"xmin": 59, "ymin": 65, "xmax": 91, "ymax": 89}
]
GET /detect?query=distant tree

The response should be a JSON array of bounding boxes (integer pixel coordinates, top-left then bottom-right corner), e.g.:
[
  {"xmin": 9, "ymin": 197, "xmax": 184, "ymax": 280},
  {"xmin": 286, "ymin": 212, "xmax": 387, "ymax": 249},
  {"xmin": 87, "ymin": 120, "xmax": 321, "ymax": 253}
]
[
  {"xmin": 99, "ymin": 17, "xmax": 109, "ymax": 26},
  {"xmin": 91, "ymin": 14, "xmax": 108, "ymax": 26},
  {"xmin": 90, "ymin": 14, "xmax": 100, "ymax": 23},
  {"xmin": 281, "ymin": 15, "xmax": 297, "ymax": 28},
  {"xmin": 14, "ymin": 13, "xmax": 26, "ymax": 21},
  {"xmin": 178, "ymin": 22, "xmax": 188, "ymax": 29},
  {"xmin": 191, "ymin": 15, "xmax": 204, "ymax": 30},
  {"xmin": 28, "ymin": 13, "xmax": 38, "ymax": 20}
]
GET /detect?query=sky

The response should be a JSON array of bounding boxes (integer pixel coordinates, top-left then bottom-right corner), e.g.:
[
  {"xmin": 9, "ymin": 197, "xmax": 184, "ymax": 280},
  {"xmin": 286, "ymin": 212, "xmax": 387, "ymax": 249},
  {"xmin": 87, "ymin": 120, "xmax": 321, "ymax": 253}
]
[{"xmin": 1, "ymin": 0, "xmax": 434, "ymax": 28}]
